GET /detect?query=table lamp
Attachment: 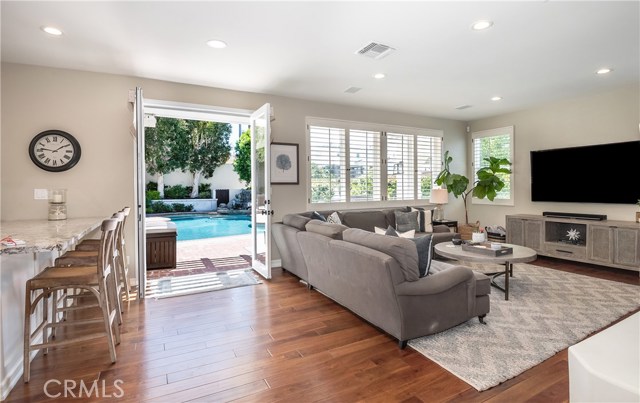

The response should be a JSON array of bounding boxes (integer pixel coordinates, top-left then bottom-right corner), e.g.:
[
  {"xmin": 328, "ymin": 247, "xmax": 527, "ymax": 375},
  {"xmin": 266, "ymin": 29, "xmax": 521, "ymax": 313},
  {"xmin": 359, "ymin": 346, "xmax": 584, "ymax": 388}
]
[{"xmin": 430, "ymin": 188, "xmax": 448, "ymax": 221}]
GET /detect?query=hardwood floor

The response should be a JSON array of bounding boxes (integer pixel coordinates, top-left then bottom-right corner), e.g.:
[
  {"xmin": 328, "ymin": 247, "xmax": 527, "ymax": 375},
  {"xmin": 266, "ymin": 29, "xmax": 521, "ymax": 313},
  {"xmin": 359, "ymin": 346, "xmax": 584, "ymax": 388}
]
[{"xmin": 6, "ymin": 257, "xmax": 639, "ymax": 402}]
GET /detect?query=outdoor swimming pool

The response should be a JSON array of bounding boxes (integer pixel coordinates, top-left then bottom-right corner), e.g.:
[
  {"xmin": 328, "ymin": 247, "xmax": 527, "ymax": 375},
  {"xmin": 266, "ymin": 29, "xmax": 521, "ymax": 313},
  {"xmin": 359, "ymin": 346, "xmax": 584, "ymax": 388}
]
[{"xmin": 169, "ymin": 215, "xmax": 263, "ymax": 241}]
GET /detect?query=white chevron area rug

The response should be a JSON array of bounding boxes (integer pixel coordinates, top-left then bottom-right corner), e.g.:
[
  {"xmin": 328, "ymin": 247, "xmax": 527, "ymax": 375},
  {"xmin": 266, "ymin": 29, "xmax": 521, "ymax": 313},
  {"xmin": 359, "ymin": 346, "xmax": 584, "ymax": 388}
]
[{"xmin": 408, "ymin": 263, "xmax": 640, "ymax": 391}]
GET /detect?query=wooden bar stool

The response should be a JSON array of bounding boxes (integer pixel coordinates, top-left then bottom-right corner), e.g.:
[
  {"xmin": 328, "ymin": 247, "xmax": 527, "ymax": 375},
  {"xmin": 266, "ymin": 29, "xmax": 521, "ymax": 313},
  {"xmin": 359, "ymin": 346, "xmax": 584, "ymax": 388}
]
[
  {"xmin": 56, "ymin": 212, "xmax": 129, "ymax": 310},
  {"xmin": 66, "ymin": 207, "xmax": 132, "ymax": 300},
  {"xmin": 23, "ymin": 218, "xmax": 120, "ymax": 382}
]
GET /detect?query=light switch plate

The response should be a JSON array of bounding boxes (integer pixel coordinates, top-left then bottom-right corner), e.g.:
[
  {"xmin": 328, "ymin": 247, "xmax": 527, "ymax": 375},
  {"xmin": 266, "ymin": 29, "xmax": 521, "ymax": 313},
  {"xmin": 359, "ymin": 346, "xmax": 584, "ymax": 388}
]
[{"xmin": 34, "ymin": 189, "xmax": 48, "ymax": 200}]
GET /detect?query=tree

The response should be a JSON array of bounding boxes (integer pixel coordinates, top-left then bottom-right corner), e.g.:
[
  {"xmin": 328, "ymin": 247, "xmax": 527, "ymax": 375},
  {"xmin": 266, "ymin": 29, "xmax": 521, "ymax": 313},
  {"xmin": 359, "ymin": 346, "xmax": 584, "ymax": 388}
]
[
  {"xmin": 145, "ymin": 117, "xmax": 189, "ymax": 198},
  {"xmin": 435, "ymin": 150, "xmax": 511, "ymax": 224},
  {"xmin": 185, "ymin": 120, "xmax": 231, "ymax": 198},
  {"xmin": 233, "ymin": 128, "xmax": 251, "ymax": 186}
]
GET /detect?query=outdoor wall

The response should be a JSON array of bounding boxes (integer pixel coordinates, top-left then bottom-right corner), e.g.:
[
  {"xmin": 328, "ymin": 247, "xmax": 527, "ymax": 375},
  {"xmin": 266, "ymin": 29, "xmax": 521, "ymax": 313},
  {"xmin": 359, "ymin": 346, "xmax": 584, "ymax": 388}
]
[
  {"xmin": 1, "ymin": 63, "xmax": 467, "ymax": 267},
  {"xmin": 467, "ymin": 85, "xmax": 640, "ymax": 227},
  {"xmin": 145, "ymin": 163, "xmax": 246, "ymax": 193}
]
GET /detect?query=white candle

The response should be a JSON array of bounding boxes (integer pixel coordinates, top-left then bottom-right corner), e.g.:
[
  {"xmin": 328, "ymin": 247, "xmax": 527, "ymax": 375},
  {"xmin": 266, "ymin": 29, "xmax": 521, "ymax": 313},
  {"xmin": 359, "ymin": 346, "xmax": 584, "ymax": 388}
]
[{"xmin": 53, "ymin": 194, "xmax": 62, "ymax": 203}]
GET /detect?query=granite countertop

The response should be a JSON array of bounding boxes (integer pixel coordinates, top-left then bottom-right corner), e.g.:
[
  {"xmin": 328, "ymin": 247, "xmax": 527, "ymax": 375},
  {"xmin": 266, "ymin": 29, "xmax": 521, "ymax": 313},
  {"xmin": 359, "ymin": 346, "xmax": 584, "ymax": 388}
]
[{"xmin": 0, "ymin": 217, "xmax": 105, "ymax": 255}]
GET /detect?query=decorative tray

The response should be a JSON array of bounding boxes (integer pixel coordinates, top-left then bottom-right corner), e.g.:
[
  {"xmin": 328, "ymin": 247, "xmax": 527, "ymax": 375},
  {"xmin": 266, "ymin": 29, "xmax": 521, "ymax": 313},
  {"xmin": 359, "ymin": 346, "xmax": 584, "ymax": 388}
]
[{"xmin": 461, "ymin": 242, "xmax": 513, "ymax": 256}]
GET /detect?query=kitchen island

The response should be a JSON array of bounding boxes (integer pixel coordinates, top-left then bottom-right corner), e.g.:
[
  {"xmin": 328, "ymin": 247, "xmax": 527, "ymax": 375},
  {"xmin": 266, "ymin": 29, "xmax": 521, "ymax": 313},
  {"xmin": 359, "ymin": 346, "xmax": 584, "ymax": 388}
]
[{"xmin": 0, "ymin": 217, "xmax": 104, "ymax": 401}]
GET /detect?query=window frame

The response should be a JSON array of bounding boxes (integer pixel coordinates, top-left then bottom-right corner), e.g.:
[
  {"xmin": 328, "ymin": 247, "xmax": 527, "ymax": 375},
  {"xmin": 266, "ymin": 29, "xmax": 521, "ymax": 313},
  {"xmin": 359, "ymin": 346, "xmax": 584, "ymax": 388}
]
[
  {"xmin": 306, "ymin": 117, "xmax": 443, "ymax": 210},
  {"xmin": 470, "ymin": 125, "xmax": 515, "ymax": 206}
]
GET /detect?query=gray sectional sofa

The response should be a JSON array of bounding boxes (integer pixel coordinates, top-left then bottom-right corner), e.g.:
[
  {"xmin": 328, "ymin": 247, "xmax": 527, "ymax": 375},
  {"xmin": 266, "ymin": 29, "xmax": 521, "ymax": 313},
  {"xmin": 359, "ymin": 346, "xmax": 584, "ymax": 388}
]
[{"xmin": 272, "ymin": 208, "xmax": 491, "ymax": 348}]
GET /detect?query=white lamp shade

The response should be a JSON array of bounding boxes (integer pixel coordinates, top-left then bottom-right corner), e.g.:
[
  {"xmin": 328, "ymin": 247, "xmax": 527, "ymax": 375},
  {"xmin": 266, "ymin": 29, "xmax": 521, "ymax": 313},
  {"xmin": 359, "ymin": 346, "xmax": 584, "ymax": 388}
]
[{"xmin": 430, "ymin": 188, "xmax": 449, "ymax": 204}]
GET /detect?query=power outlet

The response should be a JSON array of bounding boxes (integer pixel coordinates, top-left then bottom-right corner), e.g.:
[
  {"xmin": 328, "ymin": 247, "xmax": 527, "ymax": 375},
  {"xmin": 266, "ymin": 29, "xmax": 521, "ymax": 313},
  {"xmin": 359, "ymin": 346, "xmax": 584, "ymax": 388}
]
[{"xmin": 34, "ymin": 189, "xmax": 49, "ymax": 200}]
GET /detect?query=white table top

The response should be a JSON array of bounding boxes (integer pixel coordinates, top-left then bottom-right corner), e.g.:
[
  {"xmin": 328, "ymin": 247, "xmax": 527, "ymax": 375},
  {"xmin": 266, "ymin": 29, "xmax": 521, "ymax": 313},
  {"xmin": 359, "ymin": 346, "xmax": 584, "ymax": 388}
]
[
  {"xmin": 434, "ymin": 242, "xmax": 537, "ymax": 264},
  {"xmin": 0, "ymin": 217, "xmax": 105, "ymax": 255}
]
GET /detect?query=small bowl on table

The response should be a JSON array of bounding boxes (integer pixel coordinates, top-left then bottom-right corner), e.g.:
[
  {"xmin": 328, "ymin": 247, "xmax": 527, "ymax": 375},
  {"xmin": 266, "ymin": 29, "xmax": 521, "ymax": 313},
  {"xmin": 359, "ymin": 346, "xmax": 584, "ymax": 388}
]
[{"xmin": 451, "ymin": 238, "xmax": 463, "ymax": 245}]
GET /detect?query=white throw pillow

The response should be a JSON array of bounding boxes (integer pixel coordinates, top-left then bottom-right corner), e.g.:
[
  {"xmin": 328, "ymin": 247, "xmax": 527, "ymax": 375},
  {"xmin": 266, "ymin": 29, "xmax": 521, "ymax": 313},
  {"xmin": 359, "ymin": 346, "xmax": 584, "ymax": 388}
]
[
  {"xmin": 374, "ymin": 226, "xmax": 415, "ymax": 238},
  {"xmin": 423, "ymin": 209, "xmax": 433, "ymax": 232},
  {"xmin": 327, "ymin": 211, "xmax": 342, "ymax": 225},
  {"xmin": 398, "ymin": 229, "xmax": 416, "ymax": 238},
  {"xmin": 374, "ymin": 226, "xmax": 387, "ymax": 235}
]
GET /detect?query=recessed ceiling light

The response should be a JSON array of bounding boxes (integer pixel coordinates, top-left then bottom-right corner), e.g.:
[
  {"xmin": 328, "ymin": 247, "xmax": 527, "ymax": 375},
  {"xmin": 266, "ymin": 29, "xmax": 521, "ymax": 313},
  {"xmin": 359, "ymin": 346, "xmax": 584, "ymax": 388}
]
[
  {"xmin": 41, "ymin": 26, "xmax": 63, "ymax": 36},
  {"xmin": 596, "ymin": 68, "xmax": 613, "ymax": 75},
  {"xmin": 491, "ymin": 96, "xmax": 502, "ymax": 101},
  {"xmin": 206, "ymin": 39, "xmax": 227, "ymax": 49},
  {"xmin": 471, "ymin": 20, "xmax": 493, "ymax": 31},
  {"xmin": 373, "ymin": 73, "xmax": 386, "ymax": 79}
]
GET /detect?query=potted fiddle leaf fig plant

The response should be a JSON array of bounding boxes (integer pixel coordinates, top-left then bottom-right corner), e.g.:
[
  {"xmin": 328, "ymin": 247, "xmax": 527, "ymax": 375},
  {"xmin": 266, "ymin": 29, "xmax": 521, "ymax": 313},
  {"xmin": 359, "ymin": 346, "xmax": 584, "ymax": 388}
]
[{"xmin": 435, "ymin": 150, "xmax": 512, "ymax": 238}]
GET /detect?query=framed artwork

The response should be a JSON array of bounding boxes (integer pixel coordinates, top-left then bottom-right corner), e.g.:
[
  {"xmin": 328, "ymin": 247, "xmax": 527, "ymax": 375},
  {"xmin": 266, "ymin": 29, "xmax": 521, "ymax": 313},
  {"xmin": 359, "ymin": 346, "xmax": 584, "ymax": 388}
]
[{"xmin": 271, "ymin": 142, "xmax": 299, "ymax": 184}]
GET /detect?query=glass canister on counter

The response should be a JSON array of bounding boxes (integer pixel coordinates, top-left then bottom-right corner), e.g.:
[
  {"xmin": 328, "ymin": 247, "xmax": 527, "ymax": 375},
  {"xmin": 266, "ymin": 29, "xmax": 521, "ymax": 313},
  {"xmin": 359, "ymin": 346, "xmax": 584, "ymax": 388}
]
[{"xmin": 48, "ymin": 189, "xmax": 67, "ymax": 220}]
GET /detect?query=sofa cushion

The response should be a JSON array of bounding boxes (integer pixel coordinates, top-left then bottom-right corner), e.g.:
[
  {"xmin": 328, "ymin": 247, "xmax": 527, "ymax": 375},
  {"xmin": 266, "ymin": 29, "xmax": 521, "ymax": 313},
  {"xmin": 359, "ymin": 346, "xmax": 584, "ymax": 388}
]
[
  {"xmin": 342, "ymin": 228, "xmax": 420, "ymax": 282},
  {"xmin": 386, "ymin": 228, "xmax": 433, "ymax": 277},
  {"xmin": 283, "ymin": 214, "xmax": 312, "ymax": 231},
  {"xmin": 395, "ymin": 211, "xmax": 420, "ymax": 232},
  {"xmin": 340, "ymin": 210, "xmax": 388, "ymax": 232},
  {"xmin": 305, "ymin": 219, "xmax": 349, "ymax": 240}
]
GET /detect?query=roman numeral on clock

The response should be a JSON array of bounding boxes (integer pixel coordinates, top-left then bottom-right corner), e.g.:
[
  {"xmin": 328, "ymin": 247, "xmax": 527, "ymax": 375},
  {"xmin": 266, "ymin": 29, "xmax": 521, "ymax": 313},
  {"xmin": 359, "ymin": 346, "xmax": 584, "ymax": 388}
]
[
  {"xmin": 53, "ymin": 160, "xmax": 58, "ymax": 166},
  {"xmin": 64, "ymin": 155, "xmax": 71, "ymax": 160},
  {"xmin": 45, "ymin": 158, "xmax": 51, "ymax": 164}
]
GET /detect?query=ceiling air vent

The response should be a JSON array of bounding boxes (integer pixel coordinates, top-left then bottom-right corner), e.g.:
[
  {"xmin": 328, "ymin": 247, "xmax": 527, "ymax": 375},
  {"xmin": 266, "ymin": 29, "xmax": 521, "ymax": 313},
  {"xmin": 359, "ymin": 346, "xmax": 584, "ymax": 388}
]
[
  {"xmin": 344, "ymin": 86, "xmax": 362, "ymax": 94},
  {"xmin": 455, "ymin": 105, "xmax": 473, "ymax": 110},
  {"xmin": 355, "ymin": 42, "xmax": 396, "ymax": 60}
]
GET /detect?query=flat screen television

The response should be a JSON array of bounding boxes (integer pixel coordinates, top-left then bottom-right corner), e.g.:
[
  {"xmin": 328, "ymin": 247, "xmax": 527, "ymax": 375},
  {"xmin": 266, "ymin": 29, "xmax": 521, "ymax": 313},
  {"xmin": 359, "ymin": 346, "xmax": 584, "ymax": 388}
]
[{"xmin": 530, "ymin": 140, "xmax": 640, "ymax": 204}]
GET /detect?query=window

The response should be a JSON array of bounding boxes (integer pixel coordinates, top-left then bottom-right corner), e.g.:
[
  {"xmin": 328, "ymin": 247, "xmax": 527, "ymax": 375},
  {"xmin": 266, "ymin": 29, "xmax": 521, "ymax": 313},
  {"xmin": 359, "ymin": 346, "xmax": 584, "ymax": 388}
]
[
  {"xmin": 471, "ymin": 126, "xmax": 514, "ymax": 205},
  {"xmin": 387, "ymin": 133, "xmax": 415, "ymax": 200},
  {"xmin": 349, "ymin": 130, "xmax": 381, "ymax": 202},
  {"xmin": 307, "ymin": 118, "xmax": 443, "ymax": 208},
  {"xmin": 309, "ymin": 126, "xmax": 346, "ymax": 203}
]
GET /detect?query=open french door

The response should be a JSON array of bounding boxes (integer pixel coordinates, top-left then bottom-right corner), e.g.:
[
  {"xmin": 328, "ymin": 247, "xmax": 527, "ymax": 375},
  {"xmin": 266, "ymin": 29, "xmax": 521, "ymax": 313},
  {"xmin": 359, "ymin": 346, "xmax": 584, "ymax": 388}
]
[
  {"xmin": 133, "ymin": 87, "xmax": 147, "ymax": 298},
  {"xmin": 250, "ymin": 104, "xmax": 272, "ymax": 279}
]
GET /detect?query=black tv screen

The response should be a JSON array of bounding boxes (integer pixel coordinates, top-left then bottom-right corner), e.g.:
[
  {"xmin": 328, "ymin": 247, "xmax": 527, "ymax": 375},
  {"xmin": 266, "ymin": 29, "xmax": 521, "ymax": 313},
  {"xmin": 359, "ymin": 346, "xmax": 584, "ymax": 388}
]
[{"xmin": 530, "ymin": 140, "xmax": 640, "ymax": 204}]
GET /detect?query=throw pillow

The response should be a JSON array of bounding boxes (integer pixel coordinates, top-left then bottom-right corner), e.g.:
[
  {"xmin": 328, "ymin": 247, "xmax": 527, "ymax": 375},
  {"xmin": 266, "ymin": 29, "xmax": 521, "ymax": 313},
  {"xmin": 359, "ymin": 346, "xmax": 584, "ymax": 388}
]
[
  {"xmin": 410, "ymin": 207, "xmax": 434, "ymax": 232},
  {"xmin": 386, "ymin": 229, "xmax": 433, "ymax": 277},
  {"xmin": 412, "ymin": 234, "xmax": 433, "ymax": 277},
  {"xmin": 374, "ymin": 226, "xmax": 387, "ymax": 235},
  {"xmin": 384, "ymin": 226, "xmax": 415, "ymax": 238},
  {"xmin": 311, "ymin": 211, "xmax": 327, "ymax": 221},
  {"xmin": 395, "ymin": 211, "xmax": 420, "ymax": 233},
  {"xmin": 327, "ymin": 211, "xmax": 342, "ymax": 225}
]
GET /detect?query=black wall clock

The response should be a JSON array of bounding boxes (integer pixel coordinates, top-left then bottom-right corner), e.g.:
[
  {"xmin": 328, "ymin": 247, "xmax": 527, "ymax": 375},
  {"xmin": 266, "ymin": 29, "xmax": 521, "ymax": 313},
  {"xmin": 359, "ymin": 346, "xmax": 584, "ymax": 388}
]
[{"xmin": 28, "ymin": 130, "xmax": 81, "ymax": 172}]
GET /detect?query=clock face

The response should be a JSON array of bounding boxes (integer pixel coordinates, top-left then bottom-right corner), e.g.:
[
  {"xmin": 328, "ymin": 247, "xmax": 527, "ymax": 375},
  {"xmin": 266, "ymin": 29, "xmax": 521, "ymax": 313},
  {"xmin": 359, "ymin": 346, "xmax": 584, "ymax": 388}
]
[{"xmin": 28, "ymin": 130, "xmax": 81, "ymax": 172}]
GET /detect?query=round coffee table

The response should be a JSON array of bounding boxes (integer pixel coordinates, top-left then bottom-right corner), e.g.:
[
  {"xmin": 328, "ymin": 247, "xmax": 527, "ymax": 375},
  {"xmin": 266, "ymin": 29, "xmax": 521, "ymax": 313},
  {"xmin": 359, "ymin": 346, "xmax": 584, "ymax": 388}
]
[{"xmin": 434, "ymin": 242, "xmax": 537, "ymax": 300}]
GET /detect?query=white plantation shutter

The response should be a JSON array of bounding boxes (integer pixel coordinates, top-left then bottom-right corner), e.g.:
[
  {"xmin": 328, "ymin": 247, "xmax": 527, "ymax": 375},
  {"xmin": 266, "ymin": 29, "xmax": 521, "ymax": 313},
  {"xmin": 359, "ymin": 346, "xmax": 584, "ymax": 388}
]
[
  {"xmin": 416, "ymin": 135, "xmax": 443, "ymax": 200},
  {"xmin": 471, "ymin": 126, "xmax": 514, "ymax": 203},
  {"xmin": 387, "ymin": 133, "xmax": 415, "ymax": 200},
  {"xmin": 349, "ymin": 130, "xmax": 381, "ymax": 202},
  {"xmin": 309, "ymin": 126, "xmax": 347, "ymax": 203},
  {"xmin": 307, "ymin": 118, "xmax": 443, "ymax": 207}
]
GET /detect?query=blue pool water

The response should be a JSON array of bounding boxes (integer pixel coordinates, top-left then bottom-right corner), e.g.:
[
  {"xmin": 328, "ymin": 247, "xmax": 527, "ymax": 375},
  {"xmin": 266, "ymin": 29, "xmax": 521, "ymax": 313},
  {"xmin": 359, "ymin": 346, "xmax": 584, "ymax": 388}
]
[{"xmin": 169, "ymin": 215, "xmax": 264, "ymax": 241}]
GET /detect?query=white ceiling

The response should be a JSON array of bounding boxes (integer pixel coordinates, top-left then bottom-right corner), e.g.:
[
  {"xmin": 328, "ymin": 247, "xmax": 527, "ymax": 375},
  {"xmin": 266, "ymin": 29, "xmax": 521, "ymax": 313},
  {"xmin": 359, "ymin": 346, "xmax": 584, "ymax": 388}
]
[{"xmin": 2, "ymin": 1, "xmax": 638, "ymax": 121}]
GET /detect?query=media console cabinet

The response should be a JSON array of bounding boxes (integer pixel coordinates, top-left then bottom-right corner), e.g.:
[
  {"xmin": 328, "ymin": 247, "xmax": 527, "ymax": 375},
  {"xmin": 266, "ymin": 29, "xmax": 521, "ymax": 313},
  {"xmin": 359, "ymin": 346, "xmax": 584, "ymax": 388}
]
[{"xmin": 506, "ymin": 214, "xmax": 640, "ymax": 272}]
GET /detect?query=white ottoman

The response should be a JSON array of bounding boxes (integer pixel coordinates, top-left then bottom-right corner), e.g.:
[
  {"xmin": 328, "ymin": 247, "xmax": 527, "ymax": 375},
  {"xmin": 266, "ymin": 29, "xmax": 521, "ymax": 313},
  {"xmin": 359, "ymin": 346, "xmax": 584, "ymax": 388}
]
[{"xmin": 568, "ymin": 312, "xmax": 639, "ymax": 402}]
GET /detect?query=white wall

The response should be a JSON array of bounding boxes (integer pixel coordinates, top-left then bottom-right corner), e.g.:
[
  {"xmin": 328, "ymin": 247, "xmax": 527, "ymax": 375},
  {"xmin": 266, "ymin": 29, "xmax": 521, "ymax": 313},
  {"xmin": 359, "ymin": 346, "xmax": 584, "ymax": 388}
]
[
  {"xmin": 467, "ymin": 85, "xmax": 640, "ymax": 226},
  {"xmin": 1, "ymin": 63, "xmax": 467, "ymax": 264},
  {"xmin": 146, "ymin": 163, "xmax": 246, "ymax": 192}
]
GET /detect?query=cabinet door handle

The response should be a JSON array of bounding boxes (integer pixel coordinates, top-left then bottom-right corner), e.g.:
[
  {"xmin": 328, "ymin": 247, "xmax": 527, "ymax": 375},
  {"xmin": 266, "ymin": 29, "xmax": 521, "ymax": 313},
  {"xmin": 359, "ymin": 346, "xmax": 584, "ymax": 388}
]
[{"xmin": 556, "ymin": 249, "xmax": 574, "ymax": 254}]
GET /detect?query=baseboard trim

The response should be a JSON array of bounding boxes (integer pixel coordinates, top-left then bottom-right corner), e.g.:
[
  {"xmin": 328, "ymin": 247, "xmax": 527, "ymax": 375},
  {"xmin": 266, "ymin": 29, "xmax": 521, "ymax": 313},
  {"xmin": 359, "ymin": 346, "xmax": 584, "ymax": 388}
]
[{"xmin": 271, "ymin": 259, "xmax": 282, "ymax": 268}]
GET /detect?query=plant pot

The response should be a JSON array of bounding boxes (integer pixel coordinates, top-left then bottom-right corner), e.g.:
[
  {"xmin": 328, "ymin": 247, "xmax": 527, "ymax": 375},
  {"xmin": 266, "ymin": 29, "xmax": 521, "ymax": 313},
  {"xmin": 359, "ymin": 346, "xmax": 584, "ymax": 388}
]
[{"xmin": 458, "ymin": 221, "xmax": 480, "ymax": 240}]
